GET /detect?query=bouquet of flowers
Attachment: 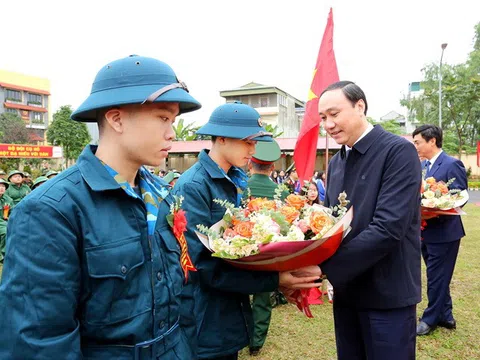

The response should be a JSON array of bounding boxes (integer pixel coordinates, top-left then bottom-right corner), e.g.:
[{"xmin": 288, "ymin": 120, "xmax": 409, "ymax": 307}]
[
  {"xmin": 421, "ymin": 176, "xmax": 468, "ymax": 217},
  {"xmin": 196, "ymin": 189, "xmax": 353, "ymax": 316}
]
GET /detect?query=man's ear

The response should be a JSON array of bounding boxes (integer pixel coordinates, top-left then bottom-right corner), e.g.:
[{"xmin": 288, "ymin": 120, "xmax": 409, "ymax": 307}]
[
  {"xmin": 104, "ymin": 108, "xmax": 124, "ymax": 134},
  {"xmin": 217, "ymin": 136, "xmax": 226, "ymax": 145},
  {"xmin": 356, "ymin": 99, "xmax": 366, "ymax": 115}
]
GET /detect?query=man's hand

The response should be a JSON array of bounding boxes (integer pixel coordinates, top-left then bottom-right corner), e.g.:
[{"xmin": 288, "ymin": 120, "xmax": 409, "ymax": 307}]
[
  {"xmin": 290, "ymin": 265, "xmax": 322, "ymax": 278},
  {"xmin": 279, "ymin": 265, "xmax": 321, "ymax": 289}
]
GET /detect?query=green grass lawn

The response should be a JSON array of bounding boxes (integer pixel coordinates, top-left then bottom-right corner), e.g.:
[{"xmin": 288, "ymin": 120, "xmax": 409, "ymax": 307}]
[
  {"xmin": 1, "ymin": 204, "xmax": 478, "ymax": 359},
  {"xmin": 239, "ymin": 203, "xmax": 480, "ymax": 360}
]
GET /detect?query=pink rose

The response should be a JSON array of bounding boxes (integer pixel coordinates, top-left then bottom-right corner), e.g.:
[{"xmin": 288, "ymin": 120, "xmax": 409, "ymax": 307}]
[{"xmin": 297, "ymin": 219, "xmax": 310, "ymax": 233}]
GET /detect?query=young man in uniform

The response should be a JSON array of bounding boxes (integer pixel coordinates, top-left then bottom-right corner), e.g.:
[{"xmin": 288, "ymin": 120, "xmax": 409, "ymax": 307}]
[
  {"xmin": 173, "ymin": 101, "xmax": 320, "ymax": 360},
  {"xmin": 0, "ymin": 55, "xmax": 201, "ymax": 359},
  {"xmin": 5, "ymin": 170, "xmax": 31, "ymax": 206},
  {"xmin": 0, "ymin": 178, "xmax": 13, "ymax": 262}
]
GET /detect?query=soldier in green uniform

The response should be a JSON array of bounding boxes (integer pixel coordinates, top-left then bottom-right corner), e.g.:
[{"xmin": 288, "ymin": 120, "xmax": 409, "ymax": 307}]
[
  {"xmin": 0, "ymin": 170, "xmax": 7, "ymax": 180},
  {"xmin": 5, "ymin": 170, "xmax": 31, "ymax": 206},
  {"xmin": 0, "ymin": 179, "xmax": 13, "ymax": 262},
  {"xmin": 31, "ymin": 176, "xmax": 49, "ymax": 191},
  {"xmin": 246, "ymin": 140, "xmax": 289, "ymax": 356},
  {"xmin": 45, "ymin": 170, "xmax": 59, "ymax": 179}
]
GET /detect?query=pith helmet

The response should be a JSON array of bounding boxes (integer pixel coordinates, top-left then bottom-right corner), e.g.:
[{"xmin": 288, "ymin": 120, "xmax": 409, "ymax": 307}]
[
  {"xmin": 7, "ymin": 170, "xmax": 24, "ymax": 181},
  {"xmin": 0, "ymin": 178, "xmax": 9, "ymax": 189},
  {"xmin": 31, "ymin": 176, "xmax": 48, "ymax": 190},
  {"xmin": 71, "ymin": 55, "xmax": 201, "ymax": 122},
  {"xmin": 196, "ymin": 101, "xmax": 272, "ymax": 142}
]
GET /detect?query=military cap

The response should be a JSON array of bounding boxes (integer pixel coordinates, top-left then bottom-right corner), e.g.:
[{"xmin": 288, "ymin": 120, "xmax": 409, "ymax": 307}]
[
  {"xmin": 0, "ymin": 170, "xmax": 6, "ymax": 175},
  {"xmin": 0, "ymin": 178, "xmax": 10, "ymax": 189},
  {"xmin": 31, "ymin": 176, "xmax": 49, "ymax": 190},
  {"xmin": 251, "ymin": 140, "xmax": 281, "ymax": 164},
  {"xmin": 7, "ymin": 170, "xmax": 24, "ymax": 181}
]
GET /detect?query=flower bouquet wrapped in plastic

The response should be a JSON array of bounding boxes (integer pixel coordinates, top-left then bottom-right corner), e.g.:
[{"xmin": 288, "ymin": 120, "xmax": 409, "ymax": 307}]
[
  {"xmin": 420, "ymin": 176, "xmax": 468, "ymax": 218},
  {"xmin": 196, "ymin": 190, "xmax": 353, "ymax": 316}
]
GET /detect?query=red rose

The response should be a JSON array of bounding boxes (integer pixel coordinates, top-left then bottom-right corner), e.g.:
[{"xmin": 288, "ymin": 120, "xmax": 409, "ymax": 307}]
[{"xmin": 173, "ymin": 209, "xmax": 188, "ymax": 239}]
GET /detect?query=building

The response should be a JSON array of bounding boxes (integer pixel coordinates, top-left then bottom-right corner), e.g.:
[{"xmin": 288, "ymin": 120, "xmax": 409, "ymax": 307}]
[
  {"xmin": 162, "ymin": 137, "xmax": 342, "ymax": 173},
  {"xmin": 0, "ymin": 70, "xmax": 51, "ymax": 144},
  {"xmin": 219, "ymin": 82, "xmax": 305, "ymax": 138}
]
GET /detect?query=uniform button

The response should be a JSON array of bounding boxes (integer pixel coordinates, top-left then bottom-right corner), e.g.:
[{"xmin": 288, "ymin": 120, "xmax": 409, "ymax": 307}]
[
  {"xmin": 159, "ymin": 321, "xmax": 165, "ymax": 329},
  {"xmin": 156, "ymin": 271, "xmax": 162, "ymax": 281},
  {"xmin": 121, "ymin": 265, "xmax": 128, "ymax": 274}
]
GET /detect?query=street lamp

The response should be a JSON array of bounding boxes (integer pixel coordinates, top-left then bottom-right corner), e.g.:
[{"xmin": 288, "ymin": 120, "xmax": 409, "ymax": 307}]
[{"xmin": 439, "ymin": 43, "xmax": 448, "ymax": 128}]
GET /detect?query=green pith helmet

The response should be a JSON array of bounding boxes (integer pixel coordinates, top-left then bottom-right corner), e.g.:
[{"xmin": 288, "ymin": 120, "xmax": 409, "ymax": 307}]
[
  {"xmin": 46, "ymin": 170, "xmax": 59, "ymax": 178},
  {"xmin": 0, "ymin": 178, "xmax": 10, "ymax": 190},
  {"xmin": 31, "ymin": 176, "xmax": 49, "ymax": 190},
  {"xmin": 7, "ymin": 170, "xmax": 24, "ymax": 181}
]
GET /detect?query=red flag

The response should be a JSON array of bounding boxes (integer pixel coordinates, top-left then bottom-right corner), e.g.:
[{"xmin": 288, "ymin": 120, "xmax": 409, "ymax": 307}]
[{"xmin": 294, "ymin": 8, "xmax": 339, "ymax": 183}]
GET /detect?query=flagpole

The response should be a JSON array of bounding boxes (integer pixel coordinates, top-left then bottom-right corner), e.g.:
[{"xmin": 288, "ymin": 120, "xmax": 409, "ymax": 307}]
[{"xmin": 325, "ymin": 132, "xmax": 329, "ymax": 186}]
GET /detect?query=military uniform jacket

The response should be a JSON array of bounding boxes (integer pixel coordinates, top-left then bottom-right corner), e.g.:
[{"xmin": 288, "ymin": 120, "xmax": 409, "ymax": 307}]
[
  {"xmin": 246, "ymin": 174, "xmax": 288, "ymax": 200},
  {"xmin": 0, "ymin": 194, "xmax": 13, "ymax": 234},
  {"xmin": 5, "ymin": 183, "xmax": 30, "ymax": 206},
  {"xmin": 0, "ymin": 145, "xmax": 192, "ymax": 360},
  {"xmin": 173, "ymin": 150, "xmax": 279, "ymax": 359}
]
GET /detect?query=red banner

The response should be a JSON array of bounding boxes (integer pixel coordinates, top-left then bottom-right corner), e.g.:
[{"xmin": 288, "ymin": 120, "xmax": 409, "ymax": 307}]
[{"xmin": 0, "ymin": 144, "xmax": 63, "ymax": 158}]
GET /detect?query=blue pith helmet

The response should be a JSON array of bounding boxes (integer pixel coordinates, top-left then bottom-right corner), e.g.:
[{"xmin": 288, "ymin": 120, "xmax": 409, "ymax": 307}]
[
  {"xmin": 71, "ymin": 55, "xmax": 202, "ymax": 122},
  {"xmin": 196, "ymin": 101, "xmax": 272, "ymax": 141}
]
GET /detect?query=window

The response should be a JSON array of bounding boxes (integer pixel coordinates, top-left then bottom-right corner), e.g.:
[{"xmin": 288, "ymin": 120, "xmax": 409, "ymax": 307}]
[
  {"xmin": 260, "ymin": 97, "xmax": 268, "ymax": 107},
  {"xmin": 32, "ymin": 112, "xmax": 43, "ymax": 123},
  {"xmin": 5, "ymin": 108, "xmax": 18, "ymax": 115},
  {"xmin": 28, "ymin": 93, "xmax": 43, "ymax": 105},
  {"xmin": 6, "ymin": 89, "xmax": 21, "ymax": 102}
]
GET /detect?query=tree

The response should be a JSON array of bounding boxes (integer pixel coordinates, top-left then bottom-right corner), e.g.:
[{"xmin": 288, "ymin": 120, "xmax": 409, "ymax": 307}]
[
  {"xmin": 401, "ymin": 22, "xmax": 480, "ymax": 158},
  {"xmin": 0, "ymin": 113, "xmax": 30, "ymax": 144},
  {"xmin": 264, "ymin": 124, "xmax": 284, "ymax": 138},
  {"xmin": 47, "ymin": 105, "xmax": 91, "ymax": 166},
  {"xmin": 173, "ymin": 118, "xmax": 200, "ymax": 141},
  {"xmin": 367, "ymin": 117, "xmax": 403, "ymax": 135}
]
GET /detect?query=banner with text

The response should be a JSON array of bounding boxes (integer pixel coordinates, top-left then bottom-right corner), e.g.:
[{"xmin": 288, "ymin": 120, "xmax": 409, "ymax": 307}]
[{"xmin": 0, "ymin": 144, "xmax": 63, "ymax": 158}]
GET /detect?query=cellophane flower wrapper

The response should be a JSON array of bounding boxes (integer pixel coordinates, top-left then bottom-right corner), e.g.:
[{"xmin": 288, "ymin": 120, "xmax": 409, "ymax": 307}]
[
  {"xmin": 420, "ymin": 177, "xmax": 468, "ymax": 218},
  {"xmin": 196, "ymin": 193, "xmax": 353, "ymax": 317}
]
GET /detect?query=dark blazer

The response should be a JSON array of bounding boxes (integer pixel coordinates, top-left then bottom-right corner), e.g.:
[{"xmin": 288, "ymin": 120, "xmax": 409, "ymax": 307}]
[
  {"xmin": 422, "ymin": 151, "xmax": 467, "ymax": 243},
  {"xmin": 322, "ymin": 125, "xmax": 422, "ymax": 309}
]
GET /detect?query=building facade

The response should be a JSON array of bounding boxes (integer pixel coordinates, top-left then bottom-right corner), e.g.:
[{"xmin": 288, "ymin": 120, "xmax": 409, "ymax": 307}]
[
  {"xmin": 0, "ymin": 70, "xmax": 51, "ymax": 144},
  {"xmin": 219, "ymin": 82, "xmax": 305, "ymax": 138}
]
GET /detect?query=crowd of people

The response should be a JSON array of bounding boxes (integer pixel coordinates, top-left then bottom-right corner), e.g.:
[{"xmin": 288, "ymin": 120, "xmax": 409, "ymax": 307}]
[
  {"xmin": 0, "ymin": 167, "xmax": 59, "ymax": 262},
  {"xmin": 0, "ymin": 55, "xmax": 468, "ymax": 360}
]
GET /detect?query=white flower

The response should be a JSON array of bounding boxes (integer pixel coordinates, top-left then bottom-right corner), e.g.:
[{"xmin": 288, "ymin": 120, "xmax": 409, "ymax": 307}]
[{"xmin": 423, "ymin": 190, "xmax": 435, "ymax": 199}]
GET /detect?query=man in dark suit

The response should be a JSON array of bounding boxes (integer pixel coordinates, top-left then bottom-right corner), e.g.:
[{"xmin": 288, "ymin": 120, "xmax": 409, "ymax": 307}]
[
  {"xmin": 297, "ymin": 81, "xmax": 422, "ymax": 359},
  {"xmin": 412, "ymin": 124, "xmax": 468, "ymax": 336}
]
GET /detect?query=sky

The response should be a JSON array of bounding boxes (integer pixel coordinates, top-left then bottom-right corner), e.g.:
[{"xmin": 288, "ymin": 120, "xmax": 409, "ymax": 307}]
[{"xmin": 1, "ymin": 0, "xmax": 479, "ymax": 127}]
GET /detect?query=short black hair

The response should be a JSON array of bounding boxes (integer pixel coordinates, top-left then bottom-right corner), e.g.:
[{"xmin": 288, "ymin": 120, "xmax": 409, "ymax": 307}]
[
  {"xmin": 412, "ymin": 124, "xmax": 443, "ymax": 148},
  {"xmin": 251, "ymin": 161, "xmax": 273, "ymax": 172},
  {"xmin": 321, "ymin": 81, "xmax": 368, "ymax": 115}
]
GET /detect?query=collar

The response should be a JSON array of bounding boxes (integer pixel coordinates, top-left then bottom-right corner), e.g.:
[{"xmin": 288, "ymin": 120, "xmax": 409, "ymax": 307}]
[
  {"xmin": 351, "ymin": 124, "xmax": 383, "ymax": 155},
  {"xmin": 345, "ymin": 123, "xmax": 374, "ymax": 151},
  {"xmin": 428, "ymin": 149, "xmax": 443, "ymax": 167},
  {"xmin": 76, "ymin": 145, "xmax": 123, "ymax": 191},
  {"xmin": 198, "ymin": 149, "xmax": 242, "ymax": 180},
  {"xmin": 249, "ymin": 173, "xmax": 273, "ymax": 181}
]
